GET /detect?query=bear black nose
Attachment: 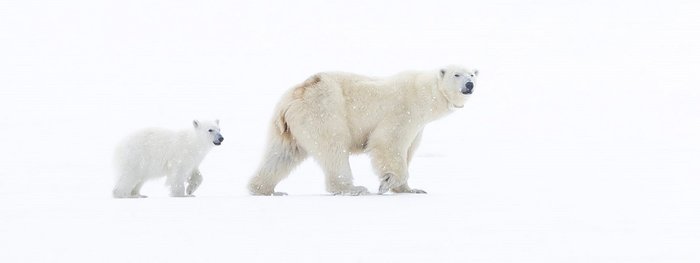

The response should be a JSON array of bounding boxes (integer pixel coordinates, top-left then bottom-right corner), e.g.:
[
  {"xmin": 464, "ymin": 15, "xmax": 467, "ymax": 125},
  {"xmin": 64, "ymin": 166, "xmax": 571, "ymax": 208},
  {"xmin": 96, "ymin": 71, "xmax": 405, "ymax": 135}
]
[
  {"xmin": 218, "ymin": 137, "xmax": 224, "ymax": 142},
  {"xmin": 462, "ymin": 82, "xmax": 474, "ymax": 94}
]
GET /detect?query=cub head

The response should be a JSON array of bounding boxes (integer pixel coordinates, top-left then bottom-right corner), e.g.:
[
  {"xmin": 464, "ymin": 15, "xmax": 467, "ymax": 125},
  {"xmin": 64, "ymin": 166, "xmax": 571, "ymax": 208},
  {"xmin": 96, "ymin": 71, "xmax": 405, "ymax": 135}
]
[
  {"xmin": 193, "ymin": 119, "xmax": 224, "ymax": 146},
  {"xmin": 437, "ymin": 65, "xmax": 479, "ymax": 109}
]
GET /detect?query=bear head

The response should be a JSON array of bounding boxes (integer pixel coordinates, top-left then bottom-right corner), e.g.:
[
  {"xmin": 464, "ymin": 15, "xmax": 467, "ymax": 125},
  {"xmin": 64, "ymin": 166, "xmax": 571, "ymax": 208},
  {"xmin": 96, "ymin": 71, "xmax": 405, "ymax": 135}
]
[
  {"xmin": 193, "ymin": 119, "xmax": 224, "ymax": 146},
  {"xmin": 438, "ymin": 65, "xmax": 478, "ymax": 109}
]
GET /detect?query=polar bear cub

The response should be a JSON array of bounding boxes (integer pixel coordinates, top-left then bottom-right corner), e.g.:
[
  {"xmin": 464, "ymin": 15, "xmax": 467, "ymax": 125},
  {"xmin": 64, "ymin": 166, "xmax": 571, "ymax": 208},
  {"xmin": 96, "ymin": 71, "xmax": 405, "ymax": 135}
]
[
  {"xmin": 113, "ymin": 120, "xmax": 224, "ymax": 198},
  {"xmin": 249, "ymin": 65, "xmax": 478, "ymax": 196}
]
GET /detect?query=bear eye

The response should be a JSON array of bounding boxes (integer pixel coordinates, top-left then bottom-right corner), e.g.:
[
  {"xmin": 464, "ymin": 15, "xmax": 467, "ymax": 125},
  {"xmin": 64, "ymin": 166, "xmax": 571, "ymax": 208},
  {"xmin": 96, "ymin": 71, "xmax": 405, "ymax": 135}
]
[
  {"xmin": 454, "ymin": 74, "xmax": 461, "ymax": 78},
  {"xmin": 208, "ymin": 129, "xmax": 213, "ymax": 132}
]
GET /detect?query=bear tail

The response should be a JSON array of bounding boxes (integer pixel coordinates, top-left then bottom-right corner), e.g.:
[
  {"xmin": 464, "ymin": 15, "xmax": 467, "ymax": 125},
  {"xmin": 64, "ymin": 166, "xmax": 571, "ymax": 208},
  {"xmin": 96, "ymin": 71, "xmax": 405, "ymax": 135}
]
[
  {"xmin": 274, "ymin": 105, "xmax": 290, "ymax": 137},
  {"xmin": 274, "ymin": 74, "xmax": 321, "ymax": 138}
]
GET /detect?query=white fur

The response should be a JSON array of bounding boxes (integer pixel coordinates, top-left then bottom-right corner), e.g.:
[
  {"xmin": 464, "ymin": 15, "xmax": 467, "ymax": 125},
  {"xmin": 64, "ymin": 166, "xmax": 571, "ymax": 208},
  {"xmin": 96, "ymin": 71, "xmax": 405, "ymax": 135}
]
[
  {"xmin": 249, "ymin": 65, "xmax": 478, "ymax": 195},
  {"xmin": 113, "ymin": 120, "xmax": 223, "ymax": 198}
]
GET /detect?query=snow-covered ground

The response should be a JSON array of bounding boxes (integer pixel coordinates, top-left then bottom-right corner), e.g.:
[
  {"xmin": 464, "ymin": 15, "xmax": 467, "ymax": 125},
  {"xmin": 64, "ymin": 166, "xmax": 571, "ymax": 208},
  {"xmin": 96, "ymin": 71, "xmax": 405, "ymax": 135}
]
[{"xmin": 1, "ymin": 0, "xmax": 699, "ymax": 262}]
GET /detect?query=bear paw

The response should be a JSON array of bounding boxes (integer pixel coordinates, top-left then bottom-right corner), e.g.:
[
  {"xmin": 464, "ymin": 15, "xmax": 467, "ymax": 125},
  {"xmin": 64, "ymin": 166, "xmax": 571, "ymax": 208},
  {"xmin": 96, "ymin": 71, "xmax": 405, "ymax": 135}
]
[
  {"xmin": 185, "ymin": 185, "xmax": 200, "ymax": 196},
  {"xmin": 113, "ymin": 193, "xmax": 148, "ymax": 199},
  {"xmin": 250, "ymin": 191, "xmax": 288, "ymax": 196},
  {"xmin": 378, "ymin": 173, "xmax": 406, "ymax": 194},
  {"xmin": 406, "ymin": 189, "xmax": 427, "ymax": 194},
  {"xmin": 331, "ymin": 186, "xmax": 369, "ymax": 196},
  {"xmin": 391, "ymin": 185, "xmax": 428, "ymax": 194},
  {"xmin": 171, "ymin": 194, "xmax": 196, "ymax": 198}
]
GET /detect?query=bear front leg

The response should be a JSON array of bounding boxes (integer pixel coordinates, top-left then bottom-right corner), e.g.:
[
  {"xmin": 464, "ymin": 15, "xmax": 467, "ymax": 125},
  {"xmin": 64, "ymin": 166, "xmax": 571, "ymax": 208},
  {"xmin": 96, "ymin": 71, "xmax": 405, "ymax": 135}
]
[
  {"xmin": 391, "ymin": 131, "xmax": 426, "ymax": 194},
  {"xmin": 371, "ymin": 147, "xmax": 410, "ymax": 195},
  {"xmin": 369, "ymin": 126, "xmax": 426, "ymax": 194},
  {"xmin": 186, "ymin": 169, "xmax": 203, "ymax": 196},
  {"xmin": 167, "ymin": 172, "xmax": 194, "ymax": 197}
]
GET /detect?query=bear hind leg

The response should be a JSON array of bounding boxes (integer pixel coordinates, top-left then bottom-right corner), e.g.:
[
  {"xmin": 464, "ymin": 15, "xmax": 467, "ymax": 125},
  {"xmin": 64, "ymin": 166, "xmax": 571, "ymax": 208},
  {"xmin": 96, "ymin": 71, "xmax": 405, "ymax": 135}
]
[
  {"xmin": 248, "ymin": 138, "xmax": 307, "ymax": 196},
  {"xmin": 113, "ymin": 175, "xmax": 145, "ymax": 198},
  {"xmin": 130, "ymin": 180, "xmax": 148, "ymax": 198}
]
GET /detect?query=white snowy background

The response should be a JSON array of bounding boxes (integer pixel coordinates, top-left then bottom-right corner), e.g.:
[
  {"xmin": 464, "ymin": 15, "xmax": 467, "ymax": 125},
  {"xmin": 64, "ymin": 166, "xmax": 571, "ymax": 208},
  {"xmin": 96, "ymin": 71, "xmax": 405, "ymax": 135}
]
[{"xmin": 1, "ymin": 0, "xmax": 699, "ymax": 262}]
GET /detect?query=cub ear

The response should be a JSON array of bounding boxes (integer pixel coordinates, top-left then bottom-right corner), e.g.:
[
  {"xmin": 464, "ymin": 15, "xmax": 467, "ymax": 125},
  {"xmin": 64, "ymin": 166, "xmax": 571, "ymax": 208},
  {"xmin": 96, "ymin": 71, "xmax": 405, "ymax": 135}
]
[
  {"xmin": 193, "ymin": 120, "xmax": 200, "ymax": 128},
  {"xmin": 440, "ymin": 69, "xmax": 446, "ymax": 78},
  {"xmin": 473, "ymin": 69, "xmax": 479, "ymax": 77},
  {"xmin": 215, "ymin": 119, "xmax": 220, "ymax": 125}
]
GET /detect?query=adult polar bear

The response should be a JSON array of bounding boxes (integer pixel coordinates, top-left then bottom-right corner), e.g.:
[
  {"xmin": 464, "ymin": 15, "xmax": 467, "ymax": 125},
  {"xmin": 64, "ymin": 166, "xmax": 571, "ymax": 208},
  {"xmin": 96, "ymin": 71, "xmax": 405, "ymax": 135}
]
[{"xmin": 249, "ymin": 65, "xmax": 478, "ymax": 195}]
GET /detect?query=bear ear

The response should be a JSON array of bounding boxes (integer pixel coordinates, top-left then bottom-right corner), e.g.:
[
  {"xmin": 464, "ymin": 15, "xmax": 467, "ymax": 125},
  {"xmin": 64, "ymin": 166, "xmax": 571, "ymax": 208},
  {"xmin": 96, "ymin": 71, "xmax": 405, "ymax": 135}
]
[
  {"xmin": 215, "ymin": 119, "xmax": 220, "ymax": 126},
  {"xmin": 440, "ymin": 69, "xmax": 446, "ymax": 78},
  {"xmin": 473, "ymin": 69, "xmax": 479, "ymax": 77},
  {"xmin": 193, "ymin": 120, "xmax": 200, "ymax": 128}
]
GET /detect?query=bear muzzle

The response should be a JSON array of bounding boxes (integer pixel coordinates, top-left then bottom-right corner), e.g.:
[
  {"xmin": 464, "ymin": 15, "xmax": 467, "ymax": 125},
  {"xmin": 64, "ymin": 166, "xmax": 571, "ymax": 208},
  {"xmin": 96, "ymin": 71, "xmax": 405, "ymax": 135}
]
[
  {"xmin": 462, "ymin": 82, "xmax": 474, "ymax": 95},
  {"xmin": 214, "ymin": 136, "xmax": 224, "ymax": 146}
]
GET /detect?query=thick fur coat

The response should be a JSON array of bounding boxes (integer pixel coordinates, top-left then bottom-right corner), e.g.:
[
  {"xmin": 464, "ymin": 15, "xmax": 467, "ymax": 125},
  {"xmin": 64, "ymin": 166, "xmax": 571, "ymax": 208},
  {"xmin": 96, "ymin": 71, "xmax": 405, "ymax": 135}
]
[
  {"xmin": 249, "ymin": 65, "xmax": 478, "ymax": 195},
  {"xmin": 113, "ymin": 120, "xmax": 223, "ymax": 198}
]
